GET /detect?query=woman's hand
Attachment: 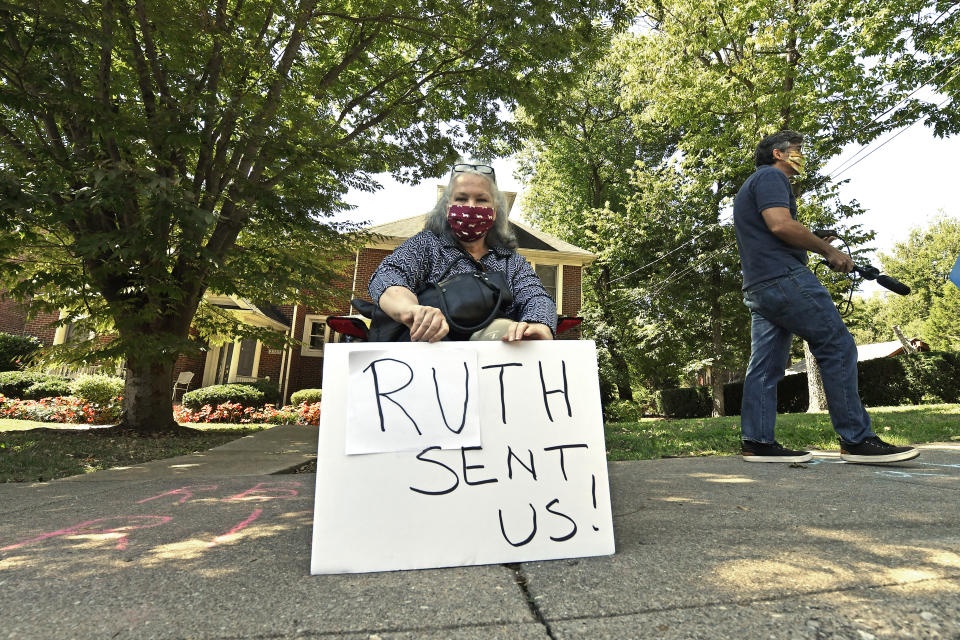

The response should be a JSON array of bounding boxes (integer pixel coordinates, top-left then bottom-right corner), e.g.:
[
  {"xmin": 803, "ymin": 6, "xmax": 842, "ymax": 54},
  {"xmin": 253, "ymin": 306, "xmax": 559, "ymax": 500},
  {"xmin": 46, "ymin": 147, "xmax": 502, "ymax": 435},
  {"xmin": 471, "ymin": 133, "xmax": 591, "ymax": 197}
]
[
  {"xmin": 403, "ymin": 304, "xmax": 449, "ymax": 342},
  {"xmin": 501, "ymin": 321, "xmax": 553, "ymax": 342},
  {"xmin": 379, "ymin": 286, "xmax": 449, "ymax": 342}
]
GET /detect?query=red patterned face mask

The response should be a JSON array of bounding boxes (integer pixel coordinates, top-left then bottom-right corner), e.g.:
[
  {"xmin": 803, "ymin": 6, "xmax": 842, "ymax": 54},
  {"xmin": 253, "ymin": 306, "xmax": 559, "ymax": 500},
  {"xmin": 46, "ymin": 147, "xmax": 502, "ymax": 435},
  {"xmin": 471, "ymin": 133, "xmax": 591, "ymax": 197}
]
[{"xmin": 447, "ymin": 205, "xmax": 496, "ymax": 242}]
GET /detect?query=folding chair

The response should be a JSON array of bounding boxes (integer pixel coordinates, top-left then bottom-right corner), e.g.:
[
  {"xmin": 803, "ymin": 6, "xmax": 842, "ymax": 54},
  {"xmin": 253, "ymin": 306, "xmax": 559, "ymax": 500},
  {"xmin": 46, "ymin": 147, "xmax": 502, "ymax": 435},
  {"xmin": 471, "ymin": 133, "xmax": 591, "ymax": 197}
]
[{"xmin": 172, "ymin": 371, "xmax": 195, "ymax": 401}]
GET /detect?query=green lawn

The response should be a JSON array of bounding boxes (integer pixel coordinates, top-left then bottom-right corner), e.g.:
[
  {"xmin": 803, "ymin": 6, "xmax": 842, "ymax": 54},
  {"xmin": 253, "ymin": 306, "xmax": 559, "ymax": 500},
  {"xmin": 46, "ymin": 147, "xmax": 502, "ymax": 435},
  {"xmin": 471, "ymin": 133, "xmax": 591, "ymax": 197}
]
[
  {"xmin": 2, "ymin": 404, "xmax": 958, "ymax": 483},
  {"xmin": 605, "ymin": 403, "xmax": 960, "ymax": 460},
  {"xmin": 0, "ymin": 420, "xmax": 268, "ymax": 483}
]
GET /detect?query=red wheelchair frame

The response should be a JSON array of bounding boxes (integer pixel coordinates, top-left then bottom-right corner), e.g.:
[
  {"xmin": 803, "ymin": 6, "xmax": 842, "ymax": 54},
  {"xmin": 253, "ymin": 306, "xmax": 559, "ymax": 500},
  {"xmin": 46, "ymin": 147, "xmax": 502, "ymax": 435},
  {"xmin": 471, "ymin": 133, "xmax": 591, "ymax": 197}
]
[{"xmin": 326, "ymin": 299, "xmax": 583, "ymax": 341}]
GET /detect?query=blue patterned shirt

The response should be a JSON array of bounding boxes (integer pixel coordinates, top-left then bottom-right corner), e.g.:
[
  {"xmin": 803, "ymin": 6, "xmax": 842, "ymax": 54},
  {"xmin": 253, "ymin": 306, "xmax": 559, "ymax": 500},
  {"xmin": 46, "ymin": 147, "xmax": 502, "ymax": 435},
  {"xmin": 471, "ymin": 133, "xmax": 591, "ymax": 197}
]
[{"xmin": 369, "ymin": 230, "xmax": 557, "ymax": 334}]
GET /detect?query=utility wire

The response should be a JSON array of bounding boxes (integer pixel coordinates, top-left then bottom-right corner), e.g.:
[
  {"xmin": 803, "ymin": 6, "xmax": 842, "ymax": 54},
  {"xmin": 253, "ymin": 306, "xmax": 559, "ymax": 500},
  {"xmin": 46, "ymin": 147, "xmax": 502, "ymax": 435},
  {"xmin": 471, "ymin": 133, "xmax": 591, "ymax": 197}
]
[
  {"xmin": 585, "ymin": 17, "xmax": 959, "ymax": 296},
  {"xmin": 824, "ymin": 60, "xmax": 960, "ymax": 177},
  {"xmin": 603, "ymin": 241, "xmax": 738, "ymax": 315},
  {"xmin": 606, "ymin": 214, "xmax": 733, "ymax": 285},
  {"xmin": 602, "ymin": 59, "xmax": 959, "ymax": 294},
  {"xmin": 833, "ymin": 93, "xmax": 953, "ymax": 180}
]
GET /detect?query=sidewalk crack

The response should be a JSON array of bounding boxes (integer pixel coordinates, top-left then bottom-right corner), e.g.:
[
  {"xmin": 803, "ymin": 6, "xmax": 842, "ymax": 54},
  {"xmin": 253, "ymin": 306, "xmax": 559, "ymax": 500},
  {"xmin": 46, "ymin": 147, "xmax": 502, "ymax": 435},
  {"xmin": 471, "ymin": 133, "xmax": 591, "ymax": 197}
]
[{"xmin": 505, "ymin": 563, "xmax": 557, "ymax": 640}]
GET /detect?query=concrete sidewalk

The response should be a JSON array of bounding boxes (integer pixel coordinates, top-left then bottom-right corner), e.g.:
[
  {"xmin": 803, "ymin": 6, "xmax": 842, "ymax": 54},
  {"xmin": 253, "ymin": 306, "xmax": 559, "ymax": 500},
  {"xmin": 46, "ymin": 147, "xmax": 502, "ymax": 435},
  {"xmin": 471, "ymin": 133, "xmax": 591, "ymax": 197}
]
[{"xmin": 1, "ymin": 427, "xmax": 958, "ymax": 639}]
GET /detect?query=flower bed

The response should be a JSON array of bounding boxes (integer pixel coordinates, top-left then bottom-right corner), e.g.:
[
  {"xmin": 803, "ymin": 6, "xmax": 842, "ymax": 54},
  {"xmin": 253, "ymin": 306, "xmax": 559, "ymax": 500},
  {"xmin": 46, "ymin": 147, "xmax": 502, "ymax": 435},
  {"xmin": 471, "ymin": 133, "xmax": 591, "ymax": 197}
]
[
  {"xmin": 173, "ymin": 401, "xmax": 321, "ymax": 426},
  {"xmin": 1, "ymin": 395, "xmax": 320, "ymax": 427},
  {"xmin": 0, "ymin": 394, "xmax": 123, "ymax": 425}
]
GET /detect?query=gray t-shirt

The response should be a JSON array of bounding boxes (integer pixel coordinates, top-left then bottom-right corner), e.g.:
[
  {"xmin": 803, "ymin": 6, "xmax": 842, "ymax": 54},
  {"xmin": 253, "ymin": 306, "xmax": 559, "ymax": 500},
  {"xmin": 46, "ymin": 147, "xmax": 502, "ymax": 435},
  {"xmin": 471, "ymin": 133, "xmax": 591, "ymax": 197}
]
[{"xmin": 733, "ymin": 165, "xmax": 808, "ymax": 290}]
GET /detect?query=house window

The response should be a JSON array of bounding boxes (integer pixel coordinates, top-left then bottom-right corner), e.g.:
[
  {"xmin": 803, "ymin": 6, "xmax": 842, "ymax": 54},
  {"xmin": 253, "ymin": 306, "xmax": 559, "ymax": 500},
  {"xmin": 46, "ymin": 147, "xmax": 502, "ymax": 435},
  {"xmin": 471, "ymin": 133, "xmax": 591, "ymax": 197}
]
[
  {"xmin": 53, "ymin": 315, "xmax": 95, "ymax": 346},
  {"xmin": 301, "ymin": 315, "xmax": 331, "ymax": 356},
  {"xmin": 533, "ymin": 264, "xmax": 559, "ymax": 305}
]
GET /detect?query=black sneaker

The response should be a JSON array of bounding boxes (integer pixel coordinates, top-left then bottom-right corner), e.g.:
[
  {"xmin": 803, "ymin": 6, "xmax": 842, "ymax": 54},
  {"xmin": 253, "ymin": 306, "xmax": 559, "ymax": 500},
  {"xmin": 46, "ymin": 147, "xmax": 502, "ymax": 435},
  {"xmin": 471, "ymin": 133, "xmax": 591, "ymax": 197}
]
[
  {"xmin": 742, "ymin": 440, "xmax": 813, "ymax": 463},
  {"xmin": 839, "ymin": 436, "xmax": 919, "ymax": 463}
]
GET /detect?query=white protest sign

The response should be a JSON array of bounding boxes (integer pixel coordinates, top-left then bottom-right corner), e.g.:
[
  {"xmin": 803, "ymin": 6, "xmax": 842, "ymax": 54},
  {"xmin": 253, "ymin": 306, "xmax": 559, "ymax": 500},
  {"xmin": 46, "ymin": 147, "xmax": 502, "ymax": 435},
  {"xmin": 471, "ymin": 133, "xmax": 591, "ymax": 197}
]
[
  {"xmin": 345, "ymin": 348, "xmax": 481, "ymax": 454},
  {"xmin": 310, "ymin": 341, "xmax": 615, "ymax": 575}
]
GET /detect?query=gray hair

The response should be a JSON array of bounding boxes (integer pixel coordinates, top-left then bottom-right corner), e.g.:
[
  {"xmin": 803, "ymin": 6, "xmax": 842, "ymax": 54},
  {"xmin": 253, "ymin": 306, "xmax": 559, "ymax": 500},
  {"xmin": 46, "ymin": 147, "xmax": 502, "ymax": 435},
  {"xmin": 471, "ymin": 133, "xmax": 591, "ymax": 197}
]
[{"xmin": 424, "ymin": 169, "xmax": 517, "ymax": 251}]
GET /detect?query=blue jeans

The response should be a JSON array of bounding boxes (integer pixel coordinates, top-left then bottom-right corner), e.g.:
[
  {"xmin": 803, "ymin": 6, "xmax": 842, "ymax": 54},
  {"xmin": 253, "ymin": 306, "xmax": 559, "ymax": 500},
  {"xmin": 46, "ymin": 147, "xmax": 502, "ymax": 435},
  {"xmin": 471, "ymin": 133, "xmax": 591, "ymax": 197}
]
[{"xmin": 741, "ymin": 266, "xmax": 874, "ymax": 444}]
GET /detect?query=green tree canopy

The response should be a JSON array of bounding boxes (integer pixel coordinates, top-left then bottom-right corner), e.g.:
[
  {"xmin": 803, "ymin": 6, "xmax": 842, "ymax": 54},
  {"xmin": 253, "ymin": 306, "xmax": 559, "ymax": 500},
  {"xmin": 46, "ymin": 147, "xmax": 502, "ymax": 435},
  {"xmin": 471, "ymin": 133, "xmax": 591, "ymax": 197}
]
[
  {"xmin": 0, "ymin": 0, "xmax": 625, "ymax": 433},
  {"xmin": 517, "ymin": 0, "xmax": 952, "ymax": 414}
]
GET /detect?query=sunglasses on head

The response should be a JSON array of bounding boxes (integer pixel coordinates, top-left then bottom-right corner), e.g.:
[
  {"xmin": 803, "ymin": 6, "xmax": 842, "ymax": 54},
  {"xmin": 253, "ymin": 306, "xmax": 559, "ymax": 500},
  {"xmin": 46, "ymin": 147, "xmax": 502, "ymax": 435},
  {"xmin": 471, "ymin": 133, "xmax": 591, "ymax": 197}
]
[{"xmin": 452, "ymin": 163, "xmax": 496, "ymax": 181}]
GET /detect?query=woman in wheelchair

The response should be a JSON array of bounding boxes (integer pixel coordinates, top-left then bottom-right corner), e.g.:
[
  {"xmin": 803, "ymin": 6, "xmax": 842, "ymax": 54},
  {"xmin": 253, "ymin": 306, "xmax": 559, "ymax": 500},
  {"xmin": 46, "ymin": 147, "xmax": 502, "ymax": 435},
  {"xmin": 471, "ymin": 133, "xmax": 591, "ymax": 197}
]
[{"xmin": 367, "ymin": 163, "xmax": 555, "ymax": 343}]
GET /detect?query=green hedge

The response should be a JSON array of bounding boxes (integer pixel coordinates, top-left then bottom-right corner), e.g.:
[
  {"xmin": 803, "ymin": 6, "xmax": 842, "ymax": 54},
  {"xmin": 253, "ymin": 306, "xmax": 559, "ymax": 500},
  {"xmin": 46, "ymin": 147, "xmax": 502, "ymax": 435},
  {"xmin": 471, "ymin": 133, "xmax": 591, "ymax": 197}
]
[
  {"xmin": 21, "ymin": 379, "xmax": 74, "ymax": 400},
  {"xmin": 905, "ymin": 351, "xmax": 960, "ymax": 403},
  {"xmin": 181, "ymin": 383, "xmax": 266, "ymax": 411},
  {"xmin": 290, "ymin": 388, "xmax": 323, "ymax": 405},
  {"xmin": 723, "ymin": 371, "xmax": 809, "ymax": 417},
  {"xmin": 602, "ymin": 399, "xmax": 643, "ymax": 422},
  {"xmin": 0, "ymin": 333, "xmax": 42, "ymax": 372},
  {"xmin": 0, "ymin": 371, "xmax": 69, "ymax": 398},
  {"xmin": 858, "ymin": 350, "xmax": 960, "ymax": 405},
  {"xmin": 69, "ymin": 374, "xmax": 125, "ymax": 405},
  {"xmin": 653, "ymin": 387, "xmax": 712, "ymax": 418},
  {"xmin": 245, "ymin": 378, "xmax": 280, "ymax": 405},
  {"xmin": 723, "ymin": 350, "xmax": 960, "ymax": 415}
]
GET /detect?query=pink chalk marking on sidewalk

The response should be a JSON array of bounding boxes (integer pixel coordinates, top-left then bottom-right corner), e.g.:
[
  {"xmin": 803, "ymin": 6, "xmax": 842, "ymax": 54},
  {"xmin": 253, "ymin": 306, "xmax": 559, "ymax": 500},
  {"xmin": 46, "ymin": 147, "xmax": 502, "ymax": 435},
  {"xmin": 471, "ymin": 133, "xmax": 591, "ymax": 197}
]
[
  {"xmin": 223, "ymin": 481, "xmax": 301, "ymax": 502},
  {"xmin": 208, "ymin": 508, "xmax": 263, "ymax": 547},
  {"xmin": 137, "ymin": 485, "xmax": 219, "ymax": 505},
  {"xmin": 1, "ymin": 516, "xmax": 171, "ymax": 552}
]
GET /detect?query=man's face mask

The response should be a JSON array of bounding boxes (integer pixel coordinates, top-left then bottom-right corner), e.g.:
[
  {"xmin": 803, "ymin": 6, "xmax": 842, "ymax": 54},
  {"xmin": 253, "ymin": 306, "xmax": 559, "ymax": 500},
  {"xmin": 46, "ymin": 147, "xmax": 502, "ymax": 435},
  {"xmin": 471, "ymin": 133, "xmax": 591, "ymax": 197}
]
[
  {"xmin": 784, "ymin": 149, "xmax": 805, "ymax": 175},
  {"xmin": 447, "ymin": 204, "xmax": 495, "ymax": 242}
]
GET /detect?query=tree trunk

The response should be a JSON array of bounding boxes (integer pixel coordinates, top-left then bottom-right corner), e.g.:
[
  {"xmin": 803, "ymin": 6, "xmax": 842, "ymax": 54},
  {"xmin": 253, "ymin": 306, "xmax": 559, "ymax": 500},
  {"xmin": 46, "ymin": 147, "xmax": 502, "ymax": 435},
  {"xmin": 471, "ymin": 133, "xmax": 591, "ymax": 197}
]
[
  {"xmin": 708, "ymin": 366, "xmax": 725, "ymax": 418},
  {"xmin": 120, "ymin": 359, "xmax": 186, "ymax": 434},
  {"xmin": 804, "ymin": 341, "xmax": 828, "ymax": 412},
  {"xmin": 597, "ymin": 267, "xmax": 633, "ymax": 403},
  {"xmin": 709, "ymin": 266, "xmax": 725, "ymax": 417},
  {"xmin": 607, "ymin": 341, "xmax": 634, "ymax": 402}
]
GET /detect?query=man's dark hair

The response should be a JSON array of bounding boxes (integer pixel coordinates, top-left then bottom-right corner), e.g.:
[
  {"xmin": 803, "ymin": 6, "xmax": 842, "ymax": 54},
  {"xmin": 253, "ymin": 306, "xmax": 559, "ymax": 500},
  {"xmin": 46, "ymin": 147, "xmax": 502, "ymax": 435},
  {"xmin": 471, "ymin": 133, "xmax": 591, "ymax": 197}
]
[{"xmin": 754, "ymin": 130, "xmax": 804, "ymax": 167}]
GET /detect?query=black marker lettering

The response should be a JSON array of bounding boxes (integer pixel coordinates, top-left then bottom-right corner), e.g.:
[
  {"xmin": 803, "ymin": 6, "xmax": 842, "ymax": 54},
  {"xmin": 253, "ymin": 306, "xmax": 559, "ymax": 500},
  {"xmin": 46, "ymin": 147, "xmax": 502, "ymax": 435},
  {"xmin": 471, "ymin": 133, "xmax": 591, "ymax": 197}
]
[
  {"xmin": 432, "ymin": 362, "xmax": 470, "ymax": 434},
  {"xmin": 545, "ymin": 498, "xmax": 577, "ymax": 542},
  {"xmin": 481, "ymin": 363, "xmax": 523, "ymax": 424},
  {"xmin": 506, "ymin": 447, "xmax": 537, "ymax": 481},
  {"xmin": 592, "ymin": 474, "xmax": 600, "ymax": 531},
  {"xmin": 498, "ymin": 503, "xmax": 537, "ymax": 547},
  {"xmin": 538, "ymin": 360, "xmax": 572, "ymax": 422},
  {"xmin": 461, "ymin": 446, "xmax": 497, "ymax": 486},
  {"xmin": 409, "ymin": 446, "xmax": 459, "ymax": 496},
  {"xmin": 543, "ymin": 443, "xmax": 588, "ymax": 481},
  {"xmin": 363, "ymin": 358, "xmax": 420, "ymax": 434}
]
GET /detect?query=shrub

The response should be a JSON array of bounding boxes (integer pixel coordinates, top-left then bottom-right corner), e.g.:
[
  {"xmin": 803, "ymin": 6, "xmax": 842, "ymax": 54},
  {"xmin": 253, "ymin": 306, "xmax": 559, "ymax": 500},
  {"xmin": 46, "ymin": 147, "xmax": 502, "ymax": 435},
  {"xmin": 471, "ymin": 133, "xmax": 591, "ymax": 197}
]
[
  {"xmin": 181, "ymin": 384, "xmax": 266, "ymax": 411},
  {"xmin": 653, "ymin": 387, "xmax": 712, "ymax": 418},
  {"xmin": 22, "ymin": 379, "xmax": 74, "ymax": 400},
  {"xmin": 857, "ymin": 357, "xmax": 913, "ymax": 406},
  {"xmin": 290, "ymin": 388, "xmax": 323, "ymax": 405},
  {"xmin": 0, "ymin": 332, "xmax": 42, "ymax": 371},
  {"xmin": 724, "ymin": 350, "xmax": 960, "ymax": 414},
  {"xmin": 247, "ymin": 378, "xmax": 281, "ymax": 405},
  {"xmin": 900, "ymin": 351, "xmax": 960, "ymax": 403},
  {"xmin": 0, "ymin": 371, "xmax": 68, "ymax": 398},
  {"xmin": 602, "ymin": 399, "xmax": 643, "ymax": 423},
  {"xmin": 777, "ymin": 373, "xmax": 809, "ymax": 413},
  {"xmin": 723, "ymin": 372, "xmax": 809, "ymax": 417},
  {"xmin": 69, "ymin": 374, "xmax": 125, "ymax": 406}
]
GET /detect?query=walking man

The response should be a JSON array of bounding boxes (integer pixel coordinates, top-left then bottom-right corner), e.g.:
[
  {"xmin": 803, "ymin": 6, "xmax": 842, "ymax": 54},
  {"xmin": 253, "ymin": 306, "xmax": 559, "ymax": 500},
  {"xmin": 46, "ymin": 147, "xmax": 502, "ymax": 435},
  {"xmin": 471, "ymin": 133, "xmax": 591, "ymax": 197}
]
[{"xmin": 733, "ymin": 130, "xmax": 919, "ymax": 463}]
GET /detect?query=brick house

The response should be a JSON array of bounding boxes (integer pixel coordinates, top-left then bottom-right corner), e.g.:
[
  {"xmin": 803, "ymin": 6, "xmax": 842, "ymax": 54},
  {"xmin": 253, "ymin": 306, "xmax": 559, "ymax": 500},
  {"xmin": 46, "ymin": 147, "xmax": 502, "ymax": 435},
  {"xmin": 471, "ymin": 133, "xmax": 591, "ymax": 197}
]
[
  {"xmin": 2, "ymin": 194, "xmax": 595, "ymax": 403},
  {"xmin": 275, "ymin": 207, "xmax": 594, "ymax": 403}
]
